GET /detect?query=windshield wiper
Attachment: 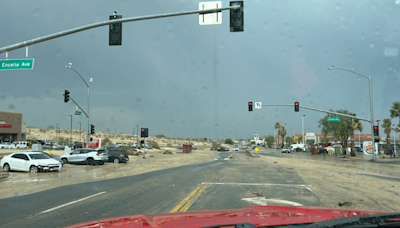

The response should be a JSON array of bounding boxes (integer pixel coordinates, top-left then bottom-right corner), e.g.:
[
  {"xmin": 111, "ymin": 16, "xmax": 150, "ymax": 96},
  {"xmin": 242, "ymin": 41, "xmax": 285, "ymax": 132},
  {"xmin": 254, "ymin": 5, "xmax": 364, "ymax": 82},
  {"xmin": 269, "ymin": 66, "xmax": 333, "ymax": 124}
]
[{"xmin": 275, "ymin": 213, "xmax": 400, "ymax": 228}]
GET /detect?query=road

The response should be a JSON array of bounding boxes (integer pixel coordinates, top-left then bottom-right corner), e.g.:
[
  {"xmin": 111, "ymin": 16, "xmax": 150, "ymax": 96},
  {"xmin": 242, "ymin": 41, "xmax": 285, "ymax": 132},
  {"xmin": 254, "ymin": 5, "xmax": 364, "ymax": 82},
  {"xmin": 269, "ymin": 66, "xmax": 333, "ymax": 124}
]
[{"xmin": 0, "ymin": 148, "xmax": 322, "ymax": 228}]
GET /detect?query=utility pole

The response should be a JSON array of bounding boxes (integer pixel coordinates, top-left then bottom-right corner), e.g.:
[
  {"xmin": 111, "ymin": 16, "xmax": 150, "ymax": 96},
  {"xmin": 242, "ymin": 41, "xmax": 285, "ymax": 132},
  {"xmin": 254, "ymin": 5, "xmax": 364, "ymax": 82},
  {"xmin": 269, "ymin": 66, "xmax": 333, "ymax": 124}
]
[
  {"xmin": 78, "ymin": 122, "xmax": 81, "ymax": 141},
  {"xmin": 136, "ymin": 124, "xmax": 139, "ymax": 145},
  {"xmin": 56, "ymin": 123, "xmax": 59, "ymax": 142},
  {"xmin": 68, "ymin": 115, "xmax": 73, "ymax": 147},
  {"xmin": 302, "ymin": 115, "xmax": 305, "ymax": 145}
]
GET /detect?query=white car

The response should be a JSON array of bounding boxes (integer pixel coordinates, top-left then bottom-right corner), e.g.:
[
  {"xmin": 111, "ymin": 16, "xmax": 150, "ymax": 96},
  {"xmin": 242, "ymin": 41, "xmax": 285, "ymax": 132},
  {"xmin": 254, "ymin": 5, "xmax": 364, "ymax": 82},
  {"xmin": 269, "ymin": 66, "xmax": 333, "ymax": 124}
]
[
  {"xmin": 0, "ymin": 142, "xmax": 15, "ymax": 149},
  {"xmin": 290, "ymin": 144, "xmax": 306, "ymax": 152},
  {"xmin": 232, "ymin": 146, "xmax": 239, "ymax": 151},
  {"xmin": 1, "ymin": 151, "xmax": 62, "ymax": 173},
  {"xmin": 13, "ymin": 141, "xmax": 28, "ymax": 149},
  {"xmin": 60, "ymin": 148, "xmax": 108, "ymax": 165}
]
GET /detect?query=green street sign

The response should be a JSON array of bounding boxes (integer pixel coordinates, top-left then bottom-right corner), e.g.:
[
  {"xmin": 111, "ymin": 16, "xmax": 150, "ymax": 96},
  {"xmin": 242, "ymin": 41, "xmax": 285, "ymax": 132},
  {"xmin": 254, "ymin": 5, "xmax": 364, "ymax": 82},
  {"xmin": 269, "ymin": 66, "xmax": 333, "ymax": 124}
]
[
  {"xmin": 74, "ymin": 111, "xmax": 82, "ymax": 115},
  {"xmin": 0, "ymin": 59, "xmax": 34, "ymax": 71},
  {"xmin": 327, "ymin": 117, "xmax": 340, "ymax": 122}
]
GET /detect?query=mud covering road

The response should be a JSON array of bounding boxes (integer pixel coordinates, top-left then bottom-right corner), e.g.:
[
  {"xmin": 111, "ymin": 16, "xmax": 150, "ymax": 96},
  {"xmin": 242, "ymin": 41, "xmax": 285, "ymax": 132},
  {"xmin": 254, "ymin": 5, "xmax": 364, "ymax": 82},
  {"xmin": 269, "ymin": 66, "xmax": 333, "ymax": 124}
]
[
  {"xmin": 259, "ymin": 149, "xmax": 400, "ymax": 212},
  {"xmin": 0, "ymin": 149, "xmax": 217, "ymax": 199}
]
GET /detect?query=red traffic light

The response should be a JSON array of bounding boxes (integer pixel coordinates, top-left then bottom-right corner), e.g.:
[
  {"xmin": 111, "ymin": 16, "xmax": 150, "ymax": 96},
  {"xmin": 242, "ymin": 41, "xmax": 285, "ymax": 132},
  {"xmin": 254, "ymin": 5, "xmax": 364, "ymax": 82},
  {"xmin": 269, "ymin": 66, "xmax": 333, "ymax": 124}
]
[
  {"xmin": 295, "ymin": 102, "xmax": 299, "ymax": 105},
  {"xmin": 249, "ymin": 102, "xmax": 252, "ymax": 105},
  {"xmin": 374, "ymin": 126, "xmax": 378, "ymax": 130},
  {"xmin": 141, "ymin": 129, "xmax": 144, "ymax": 131}
]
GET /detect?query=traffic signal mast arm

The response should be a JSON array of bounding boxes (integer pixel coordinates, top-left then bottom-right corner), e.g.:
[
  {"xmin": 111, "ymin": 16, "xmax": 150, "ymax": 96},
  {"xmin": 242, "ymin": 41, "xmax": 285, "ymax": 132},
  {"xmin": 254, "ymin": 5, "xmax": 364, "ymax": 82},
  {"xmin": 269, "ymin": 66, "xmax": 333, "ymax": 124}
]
[
  {"xmin": 262, "ymin": 104, "xmax": 371, "ymax": 123},
  {"xmin": 0, "ymin": 5, "xmax": 240, "ymax": 54},
  {"xmin": 62, "ymin": 93, "xmax": 89, "ymax": 118}
]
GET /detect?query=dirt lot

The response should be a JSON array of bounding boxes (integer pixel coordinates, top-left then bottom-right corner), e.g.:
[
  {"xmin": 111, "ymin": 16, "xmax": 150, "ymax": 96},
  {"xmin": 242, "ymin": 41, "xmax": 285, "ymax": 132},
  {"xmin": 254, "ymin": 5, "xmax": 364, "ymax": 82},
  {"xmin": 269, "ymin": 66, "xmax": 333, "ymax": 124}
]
[
  {"xmin": 0, "ymin": 149, "xmax": 217, "ymax": 199},
  {"xmin": 260, "ymin": 154, "xmax": 400, "ymax": 212}
]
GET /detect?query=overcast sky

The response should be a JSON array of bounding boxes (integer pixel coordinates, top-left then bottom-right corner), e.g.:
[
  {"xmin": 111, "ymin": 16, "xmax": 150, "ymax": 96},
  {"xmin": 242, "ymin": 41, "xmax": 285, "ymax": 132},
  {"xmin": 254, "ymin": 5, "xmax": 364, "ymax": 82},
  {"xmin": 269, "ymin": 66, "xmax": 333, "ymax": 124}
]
[{"xmin": 0, "ymin": 0, "xmax": 399, "ymax": 140}]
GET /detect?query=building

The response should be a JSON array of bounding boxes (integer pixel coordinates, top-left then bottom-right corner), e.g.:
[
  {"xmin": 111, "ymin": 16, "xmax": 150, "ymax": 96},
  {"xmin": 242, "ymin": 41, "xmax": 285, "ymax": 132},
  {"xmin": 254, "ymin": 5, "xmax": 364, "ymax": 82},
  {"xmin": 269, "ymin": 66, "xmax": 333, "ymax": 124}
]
[{"xmin": 0, "ymin": 110, "xmax": 23, "ymax": 142}]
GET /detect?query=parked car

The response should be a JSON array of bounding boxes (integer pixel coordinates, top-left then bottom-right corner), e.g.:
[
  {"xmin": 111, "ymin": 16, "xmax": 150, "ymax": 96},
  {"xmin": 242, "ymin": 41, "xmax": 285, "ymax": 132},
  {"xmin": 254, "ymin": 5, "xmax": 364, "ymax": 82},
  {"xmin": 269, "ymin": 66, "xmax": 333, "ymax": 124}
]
[
  {"xmin": 1, "ymin": 151, "xmax": 62, "ymax": 173},
  {"xmin": 290, "ymin": 144, "xmax": 306, "ymax": 152},
  {"xmin": 251, "ymin": 146, "xmax": 257, "ymax": 149},
  {"xmin": 13, "ymin": 141, "xmax": 28, "ymax": 149},
  {"xmin": 233, "ymin": 145, "xmax": 239, "ymax": 151},
  {"xmin": 210, "ymin": 146, "xmax": 218, "ymax": 151},
  {"xmin": 217, "ymin": 147, "xmax": 229, "ymax": 151},
  {"xmin": 0, "ymin": 142, "xmax": 15, "ymax": 149},
  {"xmin": 73, "ymin": 142, "xmax": 83, "ymax": 149},
  {"xmin": 52, "ymin": 144, "xmax": 65, "ymax": 150},
  {"xmin": 60, "ymin": 148, "xmax": 108, "ymax": 165},
  {"xmin": 281, "ymin": 147, "xmax": 291, "ymax": 153},
  {"xmin": 106, "ymin": 150, "xmax": 129, "ymax": 164}
]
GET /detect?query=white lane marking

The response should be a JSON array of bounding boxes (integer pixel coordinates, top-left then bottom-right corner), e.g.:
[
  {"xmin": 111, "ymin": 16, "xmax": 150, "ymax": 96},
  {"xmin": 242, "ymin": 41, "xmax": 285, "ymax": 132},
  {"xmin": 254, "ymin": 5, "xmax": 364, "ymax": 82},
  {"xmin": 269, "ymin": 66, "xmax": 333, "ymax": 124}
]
[
  {"xmin": 201, "ymin": 182, "xmax": 312, "ymax": 187},
  {"xmin": 242, "ymin": 197, "xmax": 303, "ymax": 206},
  {"xmin": 305, "ymin": 187, "xmax": 313, "ymax": 193},
  {"xmin": 36, "ymin": 191, "xmax": 106, "ymax": 215}
]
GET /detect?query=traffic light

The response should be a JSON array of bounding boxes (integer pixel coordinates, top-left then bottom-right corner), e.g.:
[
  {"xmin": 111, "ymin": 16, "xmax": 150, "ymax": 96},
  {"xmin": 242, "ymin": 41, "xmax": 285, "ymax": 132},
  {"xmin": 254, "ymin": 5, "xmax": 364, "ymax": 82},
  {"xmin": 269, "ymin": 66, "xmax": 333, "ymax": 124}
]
[
  {"xmin": 109, "ymin": 12, "xmax": 122, "ymax": 45},
  {"xmin": 294, "ymin": 102, "xmax": 299, "ymax": 112},
  {"xmin": 373, "ymin": 125, "xmax": 379, "ymax": 136},
  {"xmin": 90, "ymin": 124, "xmax": 95, "ymax": 135},
  {"xmin": 248, "ymin": 102, "xmax": 253, "ymax": 111},
  {"xmin": 64, "ymin": 90, "xmax": 70, "ymax": 103},
  {"xmin": 90, "ymin": 137, "xmax": 93, "ymax": 142},
  {"xmin": 140, "ymin": 140, "xmax": 144, "ymax": 144},
  {"xmin": 230, "ymin": 1, "xmax": 244, "ymax": 32},
  {"xmin": 141, "ymin": 128, "xmax": 148, "ymax": 137}
]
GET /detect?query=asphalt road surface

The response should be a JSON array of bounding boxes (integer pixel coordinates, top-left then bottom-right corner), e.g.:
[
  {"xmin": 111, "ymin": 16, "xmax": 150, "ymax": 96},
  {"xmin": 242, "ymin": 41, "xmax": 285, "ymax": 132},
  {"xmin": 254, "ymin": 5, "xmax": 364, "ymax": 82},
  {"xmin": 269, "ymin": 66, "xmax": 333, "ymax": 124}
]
[{"xmin": 0, "ymin": 149, "xmax": 322, "ymax": 228}]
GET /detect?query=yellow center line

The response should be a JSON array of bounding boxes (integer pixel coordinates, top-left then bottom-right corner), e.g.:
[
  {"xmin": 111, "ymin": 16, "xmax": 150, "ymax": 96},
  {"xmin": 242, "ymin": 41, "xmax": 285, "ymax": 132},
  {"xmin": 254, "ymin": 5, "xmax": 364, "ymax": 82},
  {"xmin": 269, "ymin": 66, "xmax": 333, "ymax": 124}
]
[{"xmin": 169, "ymin": 184, "xmax": 210, "ymax": 213}]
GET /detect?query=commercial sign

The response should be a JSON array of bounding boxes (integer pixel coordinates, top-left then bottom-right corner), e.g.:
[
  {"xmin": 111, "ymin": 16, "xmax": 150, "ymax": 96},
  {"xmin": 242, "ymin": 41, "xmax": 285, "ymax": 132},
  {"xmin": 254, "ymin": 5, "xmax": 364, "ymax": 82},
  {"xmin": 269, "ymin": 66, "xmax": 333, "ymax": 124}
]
[
  {"xmin": 83, "ymin": 138, "xmax": 102, "ymax": 148},
  {"xmin": 0, "ymin": 120, "xmax": 12, "ymax": 128},
  {"xmin": 363, "ymin": 141, "xmax": 377, "ymax": 155}
]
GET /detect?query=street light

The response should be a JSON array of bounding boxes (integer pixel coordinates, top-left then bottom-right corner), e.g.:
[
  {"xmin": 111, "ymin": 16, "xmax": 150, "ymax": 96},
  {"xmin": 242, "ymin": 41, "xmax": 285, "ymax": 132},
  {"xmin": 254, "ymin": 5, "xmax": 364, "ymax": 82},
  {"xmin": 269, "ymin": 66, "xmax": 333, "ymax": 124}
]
[
  {"xmin": 328, "ymin": 66, "xmax": 376, "ymax": 161},
  {"xmin": 302, "ymin": 115, "xmax": 306, "ymax": 145},
  {"xmin": 66, "ymin": 63, "xmax": 91, "ymax": 148}
]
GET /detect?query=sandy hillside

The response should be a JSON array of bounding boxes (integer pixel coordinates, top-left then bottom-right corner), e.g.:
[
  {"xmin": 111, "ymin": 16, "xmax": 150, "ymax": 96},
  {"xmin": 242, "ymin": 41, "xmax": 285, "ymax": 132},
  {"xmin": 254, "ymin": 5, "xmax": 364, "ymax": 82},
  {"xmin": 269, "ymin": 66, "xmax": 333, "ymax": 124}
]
[{"xmin": 26, "ymin": 126, "xmax": 218, "ymax": 147}]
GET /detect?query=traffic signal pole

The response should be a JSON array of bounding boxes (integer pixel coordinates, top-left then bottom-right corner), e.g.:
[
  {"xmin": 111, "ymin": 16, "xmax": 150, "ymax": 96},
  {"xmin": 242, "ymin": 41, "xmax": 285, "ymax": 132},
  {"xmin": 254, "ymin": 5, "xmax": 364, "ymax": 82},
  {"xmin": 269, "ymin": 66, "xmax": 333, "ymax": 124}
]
[
  {"xmin": 261, "ymin": 104, "xmax": 371, "ymax": 123},
  {"xmin": 0, "ymin": 6, "xmax": 240, "ymax": 54}
]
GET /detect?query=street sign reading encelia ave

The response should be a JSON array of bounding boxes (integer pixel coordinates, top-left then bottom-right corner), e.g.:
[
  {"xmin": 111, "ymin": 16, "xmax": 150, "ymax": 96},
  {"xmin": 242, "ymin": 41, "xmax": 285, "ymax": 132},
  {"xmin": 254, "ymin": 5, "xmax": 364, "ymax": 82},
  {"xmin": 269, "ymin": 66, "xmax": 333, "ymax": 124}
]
[
  {"xmin": 327, "ymin": 117, "xmax": 340, "ymax": 121},
  {"xmin": 0, "ymin": 59, "xmax": 34, "ymax": 70},
  {"xmin": 74, "ymin": 111, "xmax": 82, "ymax": 115}
]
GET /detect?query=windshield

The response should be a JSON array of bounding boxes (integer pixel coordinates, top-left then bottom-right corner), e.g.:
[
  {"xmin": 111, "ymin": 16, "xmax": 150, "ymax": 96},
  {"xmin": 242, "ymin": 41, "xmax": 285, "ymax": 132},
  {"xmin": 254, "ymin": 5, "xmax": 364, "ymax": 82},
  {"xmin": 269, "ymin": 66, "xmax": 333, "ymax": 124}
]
[
  {"xmin": 28, "ymin": 154, "xmax": 51, "ymax": 160},
  {"xmin": 1, "ymin": 0, "xmax": 400, "ymax": 227}
]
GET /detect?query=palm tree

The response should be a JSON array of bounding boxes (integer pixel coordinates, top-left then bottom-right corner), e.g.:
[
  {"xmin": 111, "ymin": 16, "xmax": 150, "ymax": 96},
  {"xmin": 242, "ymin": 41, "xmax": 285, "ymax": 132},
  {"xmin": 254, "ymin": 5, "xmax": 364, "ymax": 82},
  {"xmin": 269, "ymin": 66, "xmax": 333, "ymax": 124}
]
[
  {"xmin": 280, "ymin": 126, "xmax": 287, "ymax": 148},
  {"xmin": 382, "ymin": 119, "xmax": 392, "ymax": 155},
  {"xmin": 390, "ymin": 102, "xmax": 400, "ymax": 131},
  {"xmin": 350, "ymin": 117, "xmax": 363, "ymax": 156},
  {"xmin": 274, "ymin": 123, "xmax": 281, "ymax": 147}
]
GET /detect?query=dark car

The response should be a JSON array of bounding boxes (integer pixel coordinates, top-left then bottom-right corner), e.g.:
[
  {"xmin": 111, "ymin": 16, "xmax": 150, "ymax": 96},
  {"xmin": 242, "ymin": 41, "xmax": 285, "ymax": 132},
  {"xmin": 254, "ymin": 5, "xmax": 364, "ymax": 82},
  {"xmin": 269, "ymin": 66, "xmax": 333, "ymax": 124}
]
[
  {"xmin": 106, "ymin": 150, "xmax": 129, "ymax": 164},
  {"xmin": 210, "ymin": 146, "xmax": 217, "ymax": 151},
  {"xmin": 217, "ymin": 147, "xmax": 228, "ymax": 151},
  {"xmin": 73, "ymin": 142, "xmax": 83, "ymax": 149},
  {"xmin": 251, "ymin": 146, "xmax": 257, "ymax": 149}
]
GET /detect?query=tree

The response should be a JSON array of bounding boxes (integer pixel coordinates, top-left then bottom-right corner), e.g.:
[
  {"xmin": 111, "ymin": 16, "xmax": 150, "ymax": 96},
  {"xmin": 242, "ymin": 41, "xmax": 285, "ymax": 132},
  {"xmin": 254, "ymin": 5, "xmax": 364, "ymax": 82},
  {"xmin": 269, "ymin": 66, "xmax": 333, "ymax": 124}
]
[
  {"xmin": 274, "ymin": 122, "xmax": 281, "ymax": 147},
  {"xmin": 390, "ymin": 102, "xmax": 400, "ymax": 131},
  {"xmin": 265, "ymin": 136, "xmax": 274, "ymax": 147},
  {"xmin": 101, "ymin": 137, "xmax": 113, "ymax": 147},
  {"xmin": 318, "ymin": 110, "xmax": 356, "ymax": 152},
  {"xmin": 225, "ymin": 138, "xmax": 234, "ymax": 145},
  {"xmin": 382, "ymin": 118, "xmax": 392, "ymax": 155},
  {"xmin": 349, "ymin": 115, "xmax": 363, "ymax": 156},
  {"xmin": 280, "ymin": 126, "xmax": 286, "ymax": 148},
  {"xmin": 285, "ymin": 136, "xmax": 293, "ymax": 146},
  {"xmin": 155, "ymin": 134, "xmax": 165, "ymax": 138}
]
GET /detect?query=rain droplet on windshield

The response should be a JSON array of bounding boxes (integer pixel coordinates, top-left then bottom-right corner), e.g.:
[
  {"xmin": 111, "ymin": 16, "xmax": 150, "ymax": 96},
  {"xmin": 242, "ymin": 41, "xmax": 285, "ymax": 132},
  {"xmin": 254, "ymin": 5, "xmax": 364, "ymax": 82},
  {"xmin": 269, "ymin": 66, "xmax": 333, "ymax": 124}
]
[
  {"xmin": 168, "ymin": 31, "xmax": 174, "ymax": 37},
  {"xmin": 219, "ymin": 42, "xmax": 224, "ymax": 48},
  {"xmin": 335, "ymin": 3, "xmax": 341, "ymax": 10},
  {"xmin": 297, "ymin": 45, "xmax": 303, "ymax": 51},
  {"xmin": 361, "ymin": 34, "xmax": 365, "ymax": 40},
  {"xmin": 284, "ymin": 23, "xmax": 289, "ymax": 30},
  {"xmin": 374, "ymin": 29, "xmax": 379, "ymax": 36},
  {"xmin": 33, "ymin": 8, "xmax": 40, "ymax": 17},
  {"xmin": 370, "ymin": 42, "xmax": 375, "ymax": 48},
  {"xmin": 263, "ymin": 22, "xmax": 268, "ymax": 29}
]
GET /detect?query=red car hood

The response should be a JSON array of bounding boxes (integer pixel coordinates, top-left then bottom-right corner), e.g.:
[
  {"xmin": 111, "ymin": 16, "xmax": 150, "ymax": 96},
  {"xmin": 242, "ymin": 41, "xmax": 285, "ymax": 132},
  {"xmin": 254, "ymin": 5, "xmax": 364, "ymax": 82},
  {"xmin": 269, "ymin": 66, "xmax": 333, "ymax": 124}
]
[{"xmin": 67, "ymin": 205, "xmax": 399, "ymax": 228}]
